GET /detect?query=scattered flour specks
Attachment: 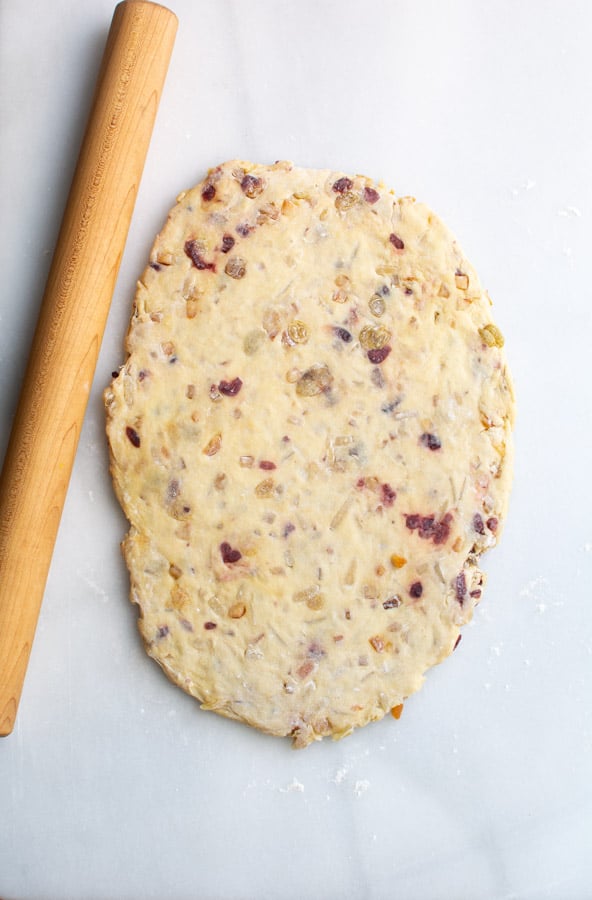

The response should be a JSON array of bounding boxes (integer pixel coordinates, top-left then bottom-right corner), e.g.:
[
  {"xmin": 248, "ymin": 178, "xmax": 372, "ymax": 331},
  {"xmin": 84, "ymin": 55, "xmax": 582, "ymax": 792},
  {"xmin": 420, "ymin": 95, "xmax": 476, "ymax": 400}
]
[
  {"xmin": 354, "ymin": 780, "xmax": 370, "ymax": 797},
  {"xmin": 77, "ymin": 569, "xmax": 110, "ymax": 603},
  {"xmin": 332, "ymin": 765, "xmax": 351, "ymax": 785},
  {"xmin": 519, "ymin": 575, "xmax": 569, "ymax": 618},
  {"xmin": 511, "ymin": 179, "xmax": 536, "ymax": 196},
  {"xmin": 279, "ymin": 778, "xmax": 305, "ymax": 794},
  {"xmin": 520, "ymin": 576, "xmax": 550, "ymax": 603},
  {"xmin": 330, "ymin": 746, "xmax": 371, "ymax": 786},
  {"xmin": 557, "ymin": 205, "xmax": 582, "ymax": 217}
]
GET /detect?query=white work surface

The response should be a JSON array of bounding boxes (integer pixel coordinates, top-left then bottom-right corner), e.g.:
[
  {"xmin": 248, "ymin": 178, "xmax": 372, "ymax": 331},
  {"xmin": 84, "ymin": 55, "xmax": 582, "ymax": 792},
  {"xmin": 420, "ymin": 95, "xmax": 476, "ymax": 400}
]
[{"xmin": 1, "ymin": 1, "xmax": 591, "ymax": 898}]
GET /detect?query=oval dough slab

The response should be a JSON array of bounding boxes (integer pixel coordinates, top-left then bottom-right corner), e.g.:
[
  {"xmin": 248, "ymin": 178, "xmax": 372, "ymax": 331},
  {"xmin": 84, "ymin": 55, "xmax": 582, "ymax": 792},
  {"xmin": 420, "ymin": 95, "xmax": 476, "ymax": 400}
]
[{"xmin": 105, "ymin": 160, "xmax": 515, "ymax": 747}]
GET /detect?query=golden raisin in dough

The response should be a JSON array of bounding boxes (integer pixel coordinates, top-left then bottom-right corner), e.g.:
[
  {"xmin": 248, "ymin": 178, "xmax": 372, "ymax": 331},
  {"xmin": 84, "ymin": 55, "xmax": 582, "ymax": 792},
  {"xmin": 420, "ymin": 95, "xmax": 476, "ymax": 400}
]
[{"xmin": 105, "ymin": 160, "xmax": 514, "ymax": 747}]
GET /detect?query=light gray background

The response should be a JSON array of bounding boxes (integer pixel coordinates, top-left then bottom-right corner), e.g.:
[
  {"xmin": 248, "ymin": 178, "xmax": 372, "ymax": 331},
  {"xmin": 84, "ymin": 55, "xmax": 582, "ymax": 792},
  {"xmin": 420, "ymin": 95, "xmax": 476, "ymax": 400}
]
[{"xmin": 1, "ymin": 1, "xmax": 591, "ymax": 898}]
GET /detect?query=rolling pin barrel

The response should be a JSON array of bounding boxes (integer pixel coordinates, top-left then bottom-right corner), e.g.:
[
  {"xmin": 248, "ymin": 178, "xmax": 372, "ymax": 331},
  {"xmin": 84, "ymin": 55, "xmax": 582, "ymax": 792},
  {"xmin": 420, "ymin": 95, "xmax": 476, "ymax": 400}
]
[{"xmin": 0, "ymin": 1, "xmax": 177, "ymax": 735}]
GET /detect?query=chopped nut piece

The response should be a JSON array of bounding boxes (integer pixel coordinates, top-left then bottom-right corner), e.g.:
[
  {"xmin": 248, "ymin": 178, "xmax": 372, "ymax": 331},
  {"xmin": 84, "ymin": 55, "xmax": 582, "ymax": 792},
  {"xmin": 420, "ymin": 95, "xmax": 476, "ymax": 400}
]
[
  {"xmin": 170, "ymin": 584, "xmax": 189, "ymax": 610},
  {"xmin": 296, "ymin": 364, "xmax": 333, "ymax": 396},
  {"xmin": 329, "ymin": 496, "xmax": 352, "ymax": 530},
  {"xmin": 262, "ymin": 308, "xmax": 282, "ymax": 338},
  {"xmin": 156, "ymin": 250, "xmax": 174, "ymax": 266},
  {"xmin": 243, "ymin": 329, "xmax": 265, "ymax": 355},
  {"xmin": 359, "ymin": 324, "xmax": 392, "ymax": 350},
  {"xmin": 293, "ymin": 585, "xmax": 325, "ymax": 610},
  {"xmin": 255, "ymin": 477, "xmax": 275, "ymax": 497},
  {"xmin": 175, "ymin": 522, "xmax": 191, "ymax": 541},
  {"xmin": 186, "ymin": 298, "xmax": 199, "ymax": 318},
  {"xmin": 287, "ymin": 320, "xmax": 309, "ymax": 344},
  {"xmin": 203, "ymin": 432, "xmax": 222, "ymax": 456},
  {"xmin": 331, "ymin": 288, "xmax": 348, "ymax": 303},
  {"xmin": 455, "ymin": 271, "xmax": 469, "ymax": 290},
  {"xmin": 297, "ymin": 661, "xmax": 315, "ymax": 679},
  {"xmin": 369, "ymin": 635, "xmax": 386, "ymax": 653},
  {"xmin": 285, "ymin": 367, "xmax": 302, "ymax": 383},
  {"xmin": 344, "ymin": 560, "xmax": 357, "ymax": 586},
  {"xmin": 368, "ymin": 294, "xmax": 386, "ymax": 317},
  {"xmin": 478, "ymin": 323, "xmax": 505, "ymax": 347},
  {"xmin": 225, "ymin": 257, "xmax": 247, "ymax": 279},
  {"xmin": 213, "ymin": 473, "xmax": 226, "ymax": 491},
  {"xmin": 228, "ymin": 602, "xmax": 247, "ymax": 619},
  {"xmin": 335, "ymin": 191, "xmax": 358, "ymax": 212},
  {"xmin": 257, "ymin": 202, "xmax": 280, "ymax": 224}
]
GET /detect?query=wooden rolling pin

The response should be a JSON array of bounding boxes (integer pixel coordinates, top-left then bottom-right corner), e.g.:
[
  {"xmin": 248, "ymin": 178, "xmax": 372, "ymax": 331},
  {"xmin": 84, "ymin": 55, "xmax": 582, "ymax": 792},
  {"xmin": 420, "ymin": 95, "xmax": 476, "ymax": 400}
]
[{"xmin": 0, "ymin": 0, "xmax": 177, "ymax": 735}]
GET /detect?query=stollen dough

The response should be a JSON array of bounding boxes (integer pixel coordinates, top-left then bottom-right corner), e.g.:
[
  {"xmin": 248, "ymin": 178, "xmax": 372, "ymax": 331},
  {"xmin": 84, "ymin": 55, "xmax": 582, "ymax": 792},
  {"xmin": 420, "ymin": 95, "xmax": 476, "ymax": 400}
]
[{"xmin": 105, "ymin": 160, "xmax": 514, "ymax": 746}]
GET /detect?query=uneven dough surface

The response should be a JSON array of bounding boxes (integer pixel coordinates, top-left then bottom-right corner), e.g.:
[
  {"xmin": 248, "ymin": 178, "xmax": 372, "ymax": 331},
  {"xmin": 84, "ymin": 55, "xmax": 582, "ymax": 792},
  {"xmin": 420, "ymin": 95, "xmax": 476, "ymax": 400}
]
[{"xmin": 105, "ymin": 160, "xmax": 514, "ymax": 747}]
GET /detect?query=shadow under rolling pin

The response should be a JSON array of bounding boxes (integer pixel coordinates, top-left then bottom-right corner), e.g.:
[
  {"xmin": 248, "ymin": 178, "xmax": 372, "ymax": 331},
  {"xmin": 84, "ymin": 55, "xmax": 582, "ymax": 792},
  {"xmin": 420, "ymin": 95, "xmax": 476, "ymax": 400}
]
[{"xmin": 0, "ymin": 1, "xmax": 178, "ymax": 736}]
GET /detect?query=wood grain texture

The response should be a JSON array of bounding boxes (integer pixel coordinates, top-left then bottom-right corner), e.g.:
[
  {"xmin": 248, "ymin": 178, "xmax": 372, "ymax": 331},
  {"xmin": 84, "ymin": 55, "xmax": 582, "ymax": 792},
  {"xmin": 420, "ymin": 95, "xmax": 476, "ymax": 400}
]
[{"xmin": 0, "ymin": 0, "xmax": 177, "ymax": 735}]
